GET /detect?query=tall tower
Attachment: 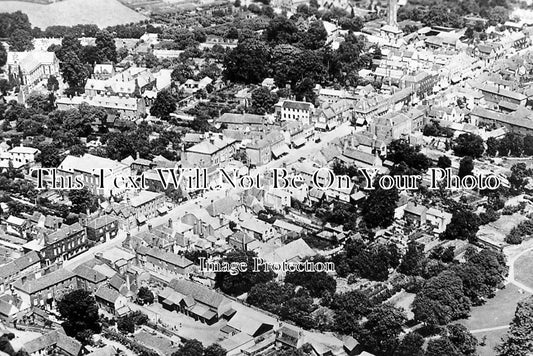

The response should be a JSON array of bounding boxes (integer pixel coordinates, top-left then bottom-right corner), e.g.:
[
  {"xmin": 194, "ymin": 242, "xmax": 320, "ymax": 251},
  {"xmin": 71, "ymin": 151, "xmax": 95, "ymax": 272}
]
[{"xmin": 388, "ymin": 0, "xmax": 398, "ymax": 28}]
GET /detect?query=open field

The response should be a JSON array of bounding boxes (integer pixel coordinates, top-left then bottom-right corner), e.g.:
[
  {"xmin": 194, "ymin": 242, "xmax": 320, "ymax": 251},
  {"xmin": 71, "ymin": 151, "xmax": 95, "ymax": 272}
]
[
  {"xmin": 477, "ymin": 213, "xmax": 528, "ymax": 246},
  {"xmin": 475, "ymin": 328, "xmax": 508, "ymax": 356},
  {"xmin": 460, "ymin": 284, "xmax": 528, "ymax": 331},
  {"xmin": 514, "ymin": 250, "xmax": 533, "ymax": 290},
  {"xmin": 1, "ymin": 0, "xmax": 147, "ymax": 29},
  {"xmin": 389, "ymin": 291, "xmax": 415, "ymax": 320},
  {"xmin": 459, "ymin": 284, "xmax": 530, "ymax": 356}
]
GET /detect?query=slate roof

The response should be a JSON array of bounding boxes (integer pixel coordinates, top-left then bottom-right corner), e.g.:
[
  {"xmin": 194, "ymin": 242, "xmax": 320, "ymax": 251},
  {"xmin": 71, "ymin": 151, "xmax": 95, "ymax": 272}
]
[
  {"xmin": 13, "ymin": 268, "xmax": 75, "ymax": 295},
  {"xmin": 23, "ymin": 330, "xmax": 82, "ymax": 356},
  {"xmin": 169, "ymin": 279, "xmax": 229, "ymax": 309},
  {"xmin": 95, "ymin": 285, "xmax": 121, "ymax": 304},
  {"xmin": 73, "ymin": 265, "xmax": 107, "ymax": 284}
]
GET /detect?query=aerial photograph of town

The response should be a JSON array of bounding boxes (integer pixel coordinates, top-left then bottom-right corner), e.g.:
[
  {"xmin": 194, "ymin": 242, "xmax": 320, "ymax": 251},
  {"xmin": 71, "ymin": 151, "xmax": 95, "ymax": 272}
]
[{"xmin": 0, "ymin": 0, "xmax": 533, "ymax": 355}]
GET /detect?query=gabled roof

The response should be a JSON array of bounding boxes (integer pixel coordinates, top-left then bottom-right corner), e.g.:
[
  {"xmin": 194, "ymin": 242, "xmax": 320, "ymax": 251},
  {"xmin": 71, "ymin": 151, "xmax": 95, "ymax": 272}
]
[
  {"xmin": 23, "ymin": 330, "xmax": 82, "ymax": 356},
  {"xmin": 95, "ymin": 285, "xmax": 121, "ymax": 304},
  {"xmin": 13, "ymin": 268, "xmax": 75, "ymax": 295},
  {"xmin": 169, "ymin": 279, "xmax": 229, "ymax": 309},
  {"xmin": 73, "ymin": 265, "xmax": 107, "ymax": 284}
]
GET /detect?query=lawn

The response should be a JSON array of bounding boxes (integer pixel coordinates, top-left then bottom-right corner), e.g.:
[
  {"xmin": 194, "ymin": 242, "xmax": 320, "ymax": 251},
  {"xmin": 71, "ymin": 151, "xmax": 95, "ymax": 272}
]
[
  {"xmin": 474, "ymin": 328, "xmax": 508, "ymax": 356},
  {"xmin": 514, "ymin": 250, "xmax": 533, "ymax": 290},
  {"xmin": 477, "ymin": 213, "xmax": 528, "ymax": 247},
  {"xmin": 388, "ymin": 291, "xmax": 415, "ymax": 320},
  {"xmin": 459, "ymin": 284, "xmax": 528, "ymax": 331},
  {"xmin": 1, "ymin": 0, "xmax": 147, "ymax": 28}
]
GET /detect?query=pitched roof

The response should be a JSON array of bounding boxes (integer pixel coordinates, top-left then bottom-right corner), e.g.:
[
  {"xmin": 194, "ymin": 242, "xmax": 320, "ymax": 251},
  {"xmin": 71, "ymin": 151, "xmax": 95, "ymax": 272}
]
[
  {"xmin": 59, "ymin": 154, "xmax": 128, "ymax": 175},
  {"xmin": 169, "ymin": 279, "xmax": 228, "ymax": 309},
  {"xmin": 13, "ymin": 268, "xmax": 75, "ymax": 295},
  {"xmin": 206, "ymin": 196, "xmax": 238, "ymax": 217},
  {"xmin": 23, "ymin": 330, "xmax": 82, "ymax": 356},
  {"xmin": 95, "ymin": 285, "xmax": 121, "ymax": 304},
  {"xmin": 73, "ymin": 265, "xmax": 107, "ymax": 284},
  {"xmin": 139, "ymin": 247, "xmax": 193, "ymax": 268},
  {"xmin": 282, "ymin": 100, "xmax": 313, "ymax": 111},
  {"xmin": 86, "ymin": 215, "xmax": 118, "ymax": 230},
  {"xmin": 45, "ymin": 223, "xmax": 84, "ymax": 244}
]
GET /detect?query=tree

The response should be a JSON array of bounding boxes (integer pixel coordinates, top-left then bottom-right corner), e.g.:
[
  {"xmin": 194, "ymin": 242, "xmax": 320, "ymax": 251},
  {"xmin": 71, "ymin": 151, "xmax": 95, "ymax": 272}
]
[
  {"xmin": 425, "ymin": 337, "xmax": 460, "ymax": 356},
  {"xmin": 60, "ymin": 50, "xmax": 91, "ymax": 94},
  {"xmin": 486, "ymin": 137, "xmax": 499, "ymax": 156},
  {"xmin": 266, "ymin": 16, "xmax": 299, "ymax": 45},
  {"xmin": 136, "ymin": 286, "xmax": 154, "ymax": 305},
  {"xmin": 9, "ymin": 29, "xmax": 33, "ymax": 51},
  {"xmin": 412, "ymin": 270, "xmax": 471, "ymax": 326},
  {"xmin": 437, "ymin": 155, "xmax": 452, "ymax": 169},
  {"xmin": 458, "ymin": 156, "xmax": 474, "ymax": 179},
  {"xmin": 300, "ymin": 21, "xmax": 328, "ymax": 50},
  {"xmin": 509, "ymin": 163, "xmax": 531, "ymax": 194},
  {"xmin": 524, "ymin": 135, "xmax": 533, "ymax": 156},
  {"xmin": 36, "ymin": 145, "xmax": 62, "ymax": 167},
  {"xmin": 150, "ymin": 90, "xmax": 176, "ymax": 119},
  {"xmin": 172, "ymin": 339, "xmax": 204, "ymax": 356},
  {"xmin": 444, "ymin": 324, "xmax": 477, "ymax": 355},
  {"xmin": 285, "ymin": 268, "xmax": 336, "ymax": 298},
  {"xmin": 359, "ymin": 304, "xmax": 407, "ymax": 356},
  {"xmin": 68, "ymin": 188, "xmax": 98, "ymax": 214},
  {"xmin": 398, "ymin": 241, "xmax": 425, "ymax": 276},
  {"xmin": 224, "ymin": 38, "xmax": 271, "ymax": 84},
  {"xmin": 0, "ymin": 44, "xmax": 7, "ymax": 68},
  {"xmin": 47, "ymin": 75, "xmax": 60, "ymax": 92},
  {"xmin": 497, "ymin": 296, "xmax": 533, "ymax": 356},
  {"xmin": 441, "ymin": 204, "xmax": 480, "ymax": 243},
  {"xmin": 250, "ymin": 87, "xmax": 278, "ymax": 114},
  {"xmin": 215, "ymin": 250, "xmax": 275, "ymax": 296},
  {"xmin": 453, "ymin": 133, "xmax": 484, "ymax": 158},
  {"xmin": 204, "ymin": 344, "xmax": 226, "ymax": 356},
  {"xmin": 95, "ymin": 30, "xmax": 117, "ymax": 62},
  {"xmin": 488, "ymin": 6, "xmax": 509, "ymax": 25},
  {"xmin": 57, "ymin": 289, "xmax": 101, "ymax": 344},
  {"xmin": 117, "ymin": 315, "xmax": 135, "ymax": 334},
  {"xmin": 499, "ymin": 132, "xmax": 524, "ymax": 157},
  {"xmin": 361, "ymin": 183, "xmax": 399, "ymax": 228},
  {"xmin": 393, "ymin": 332, "xmax": 424, "ymax": 356},
  {"xmin": 171, "ymin": 64, "xmax": 194, "ymax": 84}
]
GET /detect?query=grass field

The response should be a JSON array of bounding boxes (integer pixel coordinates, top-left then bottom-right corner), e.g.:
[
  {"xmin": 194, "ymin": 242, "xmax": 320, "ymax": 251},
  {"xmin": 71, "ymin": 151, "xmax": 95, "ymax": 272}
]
[
  {"xmin": 460, "ymin": 284, "xmax": 528, "ymax": 330},
  {"xmin": 477, "ymin": 213, "xmax": 528, "ymax": 246},
  {"xmin": 458, "ymin": 284, "xmax": 530, "ymax": 356},
  {"xmin": 1, "ymin": 0, "xmax": 147, "ymax": 29},
  {"xmin": 475, "ymin": 329, "xmax": 508, "ymax": 356},
  {"xmin": 514, "ymin": 250, "xmax": 533, "ymax": 290}
]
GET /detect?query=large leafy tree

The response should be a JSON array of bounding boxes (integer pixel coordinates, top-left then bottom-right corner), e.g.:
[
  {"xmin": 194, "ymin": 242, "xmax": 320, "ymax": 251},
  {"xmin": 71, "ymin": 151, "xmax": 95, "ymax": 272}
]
[
  {"xmin": 361, "ymin": 183, "xmax": 399, "ymax": 229},
  {"xmin": 359, "ymin": 304, "xmax": 407, "ymax": 356},
  {"xmin": 95, "ymin": 30, "xmax": 117, "ymax": 63},
  {"xmin": 60, "ymin": 50, "xmax": 91, "ymax": 94},
  {"xmin": 412, "ymin": 270, "xmax": 471, "ymax": 326},
  {"xmin": 171, "ymin": 339, "xmax": 204, "ymax": 356},
  {"xmin": 215, "ymin": 250, "xmax": 275, "ymax": 296},
  {"xmin": 250, "ymin": 87, "xmax": 278, "ymax": 114},
  {"xmin": 441, "ymin": 203, "xmax": 480, "ymax": 243},
  {"xmin": 497, "ymin": 296, "xmax": 533, "ymax": 356},
  {"xmin": 68, "ymin": 188, "xmax": 98, "ymax": 214},
  {"xmin": 0, "ymin": 44, "xmax": 7, "ymax": 68},
  {"xmin": 425, "ymin": 337, "xmax": 460, "ymax": 356},
  {"xmin": 8, "ymin": 29, "xmax": 34, "ymax": 51},
  {"xmin": 453, "ymin": 133, "xmax": 484, "ymax": 158},
  {"xmin": 150, "ymin": 89, "xmax": 176, "ymax": 119},
  {"xmin": 57, "ymin": 289, "xmax": 101, "ymax": 344},
  {"xmin": 224, "ymin": 38, "xmax": 271, "ymax": 84},
  {"xmin": 393, "ymin": 332, "xmax": 424, "ymax": 356}
]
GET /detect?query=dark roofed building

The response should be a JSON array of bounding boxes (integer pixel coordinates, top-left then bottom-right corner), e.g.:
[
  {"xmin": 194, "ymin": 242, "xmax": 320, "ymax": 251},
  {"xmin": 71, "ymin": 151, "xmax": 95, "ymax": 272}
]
[
  {"xmin": 73, "ymin": 264, "xmax": 107, "ymax": 293},
  {"xmin": 85, "ymin": 215, "xmax": 119, "ymax": 243},
  {"xmin": 137, "ymin": 246, "xmax": 194, "ymax": 279},
  {"xmin": 23, "ymin": 330, "xmax": 82, "ymax": 356}
]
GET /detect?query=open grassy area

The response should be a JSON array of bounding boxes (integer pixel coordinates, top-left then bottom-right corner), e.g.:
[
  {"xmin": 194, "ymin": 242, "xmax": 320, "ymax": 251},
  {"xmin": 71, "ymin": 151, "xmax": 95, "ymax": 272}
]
[
  {"xmin": 514, "ymin": 250, "xmax": 533, "ymax": 290},
  {"xmin": 389, "ymin": 291, "xmax": 415, "ymax": 320},
  {"xmin": 477, "ymin": 213, "xmax": 528, "ymax": 247},
  {"xmin": 1, "ymin": 0, "xmax": 147, "ymax": 29},
  {"xmin": 475, "ymin": 328, "xmax": 508, "ymax": 356},
  {"xmin": 460, "ymin": 284, "xmax": 528, "ymax": 331}
]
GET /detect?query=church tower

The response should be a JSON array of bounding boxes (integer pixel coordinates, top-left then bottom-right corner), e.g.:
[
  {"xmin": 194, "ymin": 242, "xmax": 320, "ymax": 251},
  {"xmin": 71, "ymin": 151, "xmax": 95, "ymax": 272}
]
[{"xmin": 388, "ymin": 0, "xmax": 398, "ymax": 28}]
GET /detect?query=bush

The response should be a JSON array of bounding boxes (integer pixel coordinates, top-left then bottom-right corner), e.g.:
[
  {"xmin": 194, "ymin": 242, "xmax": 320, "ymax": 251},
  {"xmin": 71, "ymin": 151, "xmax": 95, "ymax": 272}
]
[{"xmin": 505, "ymin": 219, "xmax": 533, "ymax": 245}]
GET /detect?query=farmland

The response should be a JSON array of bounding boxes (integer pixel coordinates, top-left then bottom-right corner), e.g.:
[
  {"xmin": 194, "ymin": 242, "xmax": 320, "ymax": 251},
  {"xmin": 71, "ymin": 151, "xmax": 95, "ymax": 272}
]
[{"xmin": 0, "ymin": 0, "xmax": 147, "ymax": 29}]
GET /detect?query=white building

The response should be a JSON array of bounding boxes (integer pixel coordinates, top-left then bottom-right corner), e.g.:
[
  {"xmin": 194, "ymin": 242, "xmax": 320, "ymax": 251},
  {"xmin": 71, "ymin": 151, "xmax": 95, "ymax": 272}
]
[{"xmin": 7, "ymin": 51, "xmax": 60, "ymax": 88}]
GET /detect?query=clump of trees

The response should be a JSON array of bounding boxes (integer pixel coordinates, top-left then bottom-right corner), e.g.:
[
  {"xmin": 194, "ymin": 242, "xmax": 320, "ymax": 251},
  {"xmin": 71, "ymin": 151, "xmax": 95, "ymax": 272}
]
[{"xmin": 57, "ymin": 289, "xmax": 101, "ymax": 344}]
